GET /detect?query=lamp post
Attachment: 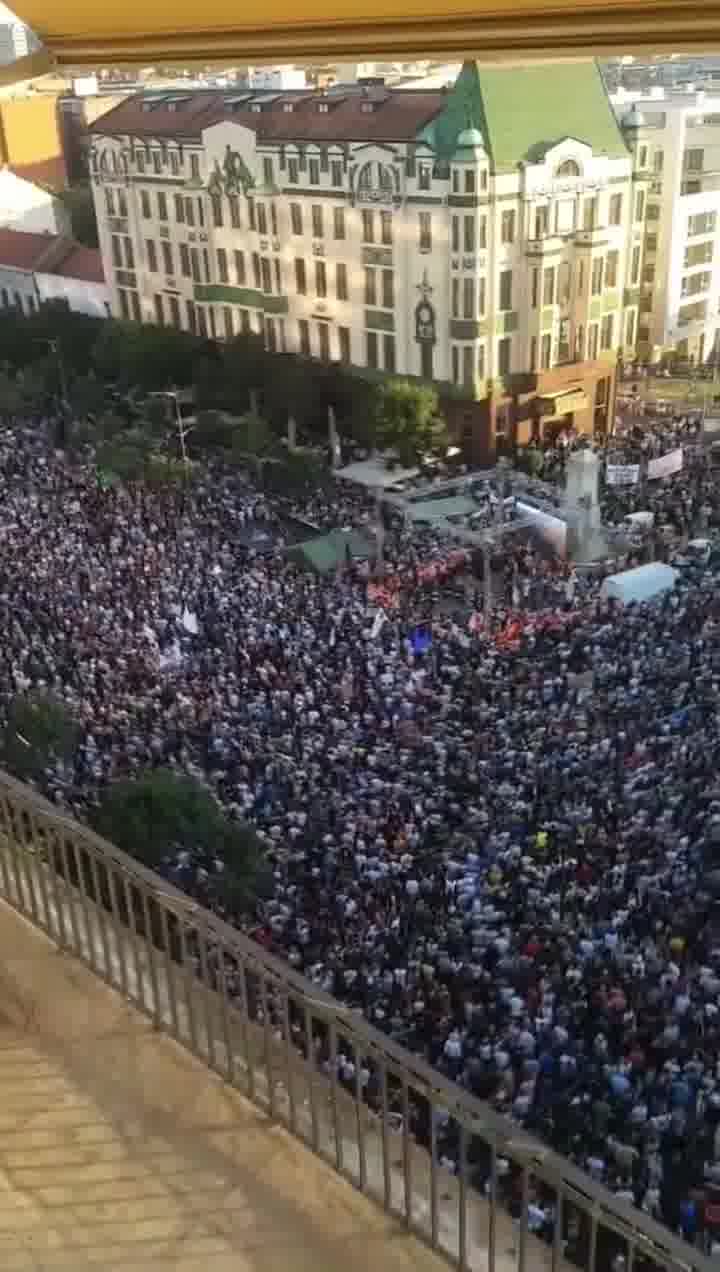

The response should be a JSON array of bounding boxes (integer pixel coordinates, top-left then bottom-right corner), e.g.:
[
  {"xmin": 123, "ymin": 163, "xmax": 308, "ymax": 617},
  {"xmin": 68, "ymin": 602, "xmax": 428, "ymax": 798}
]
[
  {"xmin": 34, "ymin": 336, "xmax": 69, "ymax": 444},
  {"xmin": 150, "ymin": 390, "xmax": 190, "ymax": 467}
]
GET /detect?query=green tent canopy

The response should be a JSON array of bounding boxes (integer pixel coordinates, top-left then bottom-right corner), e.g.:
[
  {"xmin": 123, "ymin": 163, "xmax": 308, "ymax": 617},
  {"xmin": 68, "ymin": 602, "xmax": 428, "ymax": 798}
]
[{"xmin": 289, "ymin": 529, "xmax": 373, "ymax": 574}]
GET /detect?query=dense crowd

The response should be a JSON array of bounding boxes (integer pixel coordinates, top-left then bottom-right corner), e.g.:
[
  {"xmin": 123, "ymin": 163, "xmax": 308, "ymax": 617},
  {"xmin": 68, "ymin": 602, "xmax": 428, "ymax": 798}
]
[{"xmin": 5, "ymin": 420, "xmax": 720, "ymax": 1255}]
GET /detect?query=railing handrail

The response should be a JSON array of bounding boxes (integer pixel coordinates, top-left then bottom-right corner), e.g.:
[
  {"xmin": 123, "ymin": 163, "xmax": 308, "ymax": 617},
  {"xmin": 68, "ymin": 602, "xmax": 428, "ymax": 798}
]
[{"xmin": 0, "ymin": 763, "xmax": 713, "ymax": 1272}]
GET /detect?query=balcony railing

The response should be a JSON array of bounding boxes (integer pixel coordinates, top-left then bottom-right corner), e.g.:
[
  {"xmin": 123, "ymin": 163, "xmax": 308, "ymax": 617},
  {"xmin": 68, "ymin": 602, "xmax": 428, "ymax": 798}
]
[{"xmin": 0, "ymin": 765, "xmax": 712, "ymax": 1272}]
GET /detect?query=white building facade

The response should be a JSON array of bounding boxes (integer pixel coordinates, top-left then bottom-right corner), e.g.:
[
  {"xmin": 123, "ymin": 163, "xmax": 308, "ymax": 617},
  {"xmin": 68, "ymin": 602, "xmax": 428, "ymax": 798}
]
[
  {"xmin": 0, "ymin": 167, "xmax": 69, "ymax": 235},
  {"xmin": 612, "ymin": 86, "xmax": 720, "ymax": 363},
  {"xmin": 88, "ymin": 62, "xmax": 643, "ymax": 444}
]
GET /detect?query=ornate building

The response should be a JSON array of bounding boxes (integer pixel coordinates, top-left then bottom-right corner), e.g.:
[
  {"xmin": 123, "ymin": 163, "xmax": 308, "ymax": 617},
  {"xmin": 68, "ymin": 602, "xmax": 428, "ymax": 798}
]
[{"xmin": 89, "ymin": 60, "xmax": 645, "ymax": 454}]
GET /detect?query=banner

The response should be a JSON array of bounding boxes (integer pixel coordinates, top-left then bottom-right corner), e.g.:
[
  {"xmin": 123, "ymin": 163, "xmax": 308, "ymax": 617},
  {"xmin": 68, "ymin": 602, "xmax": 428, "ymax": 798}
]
[
  {"xmin": 647, "ymin": 447, "xmax": 683, "ymax": 480},
  {"xmin": 606, "ymin": 463, "xmax": 640, "ymax": 486}
]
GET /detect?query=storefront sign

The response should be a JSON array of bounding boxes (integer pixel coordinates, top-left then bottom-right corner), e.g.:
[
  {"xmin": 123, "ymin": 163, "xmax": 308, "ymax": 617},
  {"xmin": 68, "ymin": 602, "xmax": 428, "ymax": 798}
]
[
  {"xmin": 647, "ymin": 447, "xmax": 683, "ymax": 480},
  {"xmin": 606, "ymin": 463, "xmax": 641, "ymax": 486}
]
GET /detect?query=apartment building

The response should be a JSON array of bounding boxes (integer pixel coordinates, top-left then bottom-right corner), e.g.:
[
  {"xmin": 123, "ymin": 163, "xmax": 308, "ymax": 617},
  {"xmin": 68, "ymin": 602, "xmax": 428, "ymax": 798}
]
[
  {"xmin": 612, "ymin": 85, "xmax": 720, "ymax": 364},
  {"xmin": 89, "ymin": 60, "xmax": 643, "ymax": 452}
]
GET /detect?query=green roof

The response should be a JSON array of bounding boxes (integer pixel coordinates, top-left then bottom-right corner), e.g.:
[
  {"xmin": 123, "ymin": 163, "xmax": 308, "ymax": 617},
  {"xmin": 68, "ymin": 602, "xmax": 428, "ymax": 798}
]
[
  {"xmin": 423, "ymin": 60, "xmax": 628, "ymax": 172},
  {"xmin": 289, "ymin": 529, "xmax": 373, "ymax": 574}
]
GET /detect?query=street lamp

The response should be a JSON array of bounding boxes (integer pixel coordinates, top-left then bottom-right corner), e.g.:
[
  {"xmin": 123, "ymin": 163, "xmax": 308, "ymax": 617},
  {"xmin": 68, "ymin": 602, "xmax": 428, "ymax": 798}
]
[
  {"xmin": 150, "ymin": 390, "xmax": 191, "ymax": 467},
  {"xmin": 34, "ymin": 336, "xmax": 70, "ymax": 443}
]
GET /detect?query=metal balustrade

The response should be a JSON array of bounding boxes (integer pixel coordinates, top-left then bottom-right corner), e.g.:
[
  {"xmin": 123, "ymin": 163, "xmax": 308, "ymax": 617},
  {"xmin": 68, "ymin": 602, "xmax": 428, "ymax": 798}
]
[{"xmin": 0, "ymin": 765, "xmax": 711, "ymax": 1272}]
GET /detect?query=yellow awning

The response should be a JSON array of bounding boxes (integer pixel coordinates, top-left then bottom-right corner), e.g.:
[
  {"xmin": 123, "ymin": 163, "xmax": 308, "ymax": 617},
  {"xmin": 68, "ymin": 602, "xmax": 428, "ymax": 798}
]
[
  {"xmin": 540, "ymin": 389, "xmax": 590, "ymax": 414},
  {"xmin": 7, "ymin": 0, "xmax": 720, "ymax": 71}
]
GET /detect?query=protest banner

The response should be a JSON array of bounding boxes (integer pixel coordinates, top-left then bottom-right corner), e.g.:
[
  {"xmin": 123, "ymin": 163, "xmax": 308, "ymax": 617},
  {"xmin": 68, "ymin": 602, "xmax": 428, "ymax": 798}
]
[
  {"xmin": 647, "ymin": 447, "xmax": 683, "ymax": 480},
  {"xmin": 606, "ymin": 463, "xmax": 641, "ymax": 486}
]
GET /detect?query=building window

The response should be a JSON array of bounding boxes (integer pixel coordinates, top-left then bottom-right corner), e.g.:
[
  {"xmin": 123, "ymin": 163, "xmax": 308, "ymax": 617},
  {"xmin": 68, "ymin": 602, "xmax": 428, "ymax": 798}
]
[
  {"xmin": 118, "ymin": 289, "xmax": 129, "ymax": 319},
  {"xmin": 247, "ymin": 198, "xmax": 256, "ymax": 232},
  {"xmin": 685, "ymin": 147, "xmax": 704, "ymax": 173},
  {"xmin": 260, "ymin": 257, "xmax": 272, "ymax": 292},
  {"xmin": 124, "ymin": 237, "xmax": 134, "ymax": 269},
  {"xmin": 380, "ymin": 210, "xmax": 393, "ymax": 246},
  {"xmin": 461, "ymin": 345, "xmax": 473, "ymax": 388},
  {"xmin": 364, "ymin": 268, "xmax": 376, "ymax": 306},
  {"xmin": 462, "ymin": 214, "xmax": 475, "ymax": 254},
  {"xmin": 336, "ymin": 262, "xmax": 348, "ymax": 301},
  {"xmin": 288, "ymin": 157, "xmax": 299, "ymax": 184},
  {"xmin": 499, "ymin": 269, "xmax": 512, "ymax": 311},
  {"xmin": 263, "ymin": 156, "xmax": 274, "ymax": 187},
  {"xmin": 331, "ymin": 160, "xmax": 343, "ymax": 186},
  {"xmin": 298, "ymin": 318, "xmax": 310, "ymax": 355},
  {"xmin": 418, "ymin": 163, "xmax": 431, "ymax": 191},
  {"xmin": 179, "ymin": 243, "xmax": 191, "ymax": 277},
  {"xmin": 558, "ymin": 262, "xmax": 572, "ymax": 306},
  {"xmin": 381, "ymin": 269, "xmax": 394, "ymax": 309},
  {"xmin": 531, "ymin": 268, "xmax": 539, "ymax": 308},
  {"xmin": 418, "ymin": 211, "xmax": 431, "ymax": 252},
  {"xmin": 575, "ymin": 324, "xmax": 584, "ymax": 360},
  {"xmin": 190, "ymin": 154, "xmax": 200, "ymax": 181},
  {"xmin": 136, "ymin": 152, "xmax": 145, "ymax": 174},
  {"xmin": 609, "ymin": 192, "xmax": 623, "ymax": 226},
  {"xmin": 154, "ymin": 294, "xmax": 164, "ymax": 325},
  {"xmin": 463, "ymin": 277, "xmax": 475, "ymax": 320},
  {"xmin": 529, "ymin": 336, "xmax": 537, "ymax": 370},
  {"xmin": 451, "ymin": 346, "xmax": 459, "ymax": 385},
  {"xmin": 168, "ymin": 295, "xmax": 180, "ymax": 327},
  {"xmin": 653, "ymin": 150, "xmax": 664, "ymax": 173},
  {"xmin": 312, "ymin": 205, "xmax": 323, "ymax": 238},
  {"xmin": 625, "ymin": 309, "xmax": 636, "ymax": 347},
  {"xmin": 146, "ymin": 239, "xmax": 157, "ymax": 272},
  {"xmin": 190, "ymin": 248, "xmax": 200, "ymax": 283},
  {"xmin": 383, "ymin": 333, "xmax": 396, "ymax": 373},
  {"xmin": 688, "ymin": 211, "xmax": 716, "ymax": 236},
  {"xmin": 465, "ymin": 169, "xmax": 475, "ymax": 194},
  {"xmin": 583, "ymin": 197, "xmax": 597, "ymax": 231},
  {"xmin": 139, "ymin": 190, "xmax": 150, "ymax": 218},
  {"xmin": 477, "ymin": 344, "xmax": 485, "ymax": 379},
  {"xmin": 212, "ymin": 196, "xmax": 223, "ymax": 228},
  {"xmin": 338, "ymin": 325, "xmax": 351, "ymax": 363},
  {"xmin": 497, "ymin": 337, "xmax": 511, "ymax": 376},
  {"xmin": 540, "ymin": 332, "xmax": 552, "ymax": 370},
  {"xmin": 315, "ymin": 260, "xmax": 327, "ymax": 298},
  {"xmin": 308, "ymin": 158, "xmax": 320, "ymax": 186},
  {"xmin": 638, "ymin": 145, "xmax": 648, "ymax": 169},
  {"xmin": 543, "ymin": 266, "xmax": 555, "ymax": 306},
  {"xmin": 174, "ymin": 193, "xmax": 185, "ymax": 223},
  {"xmin": 600, "ymin": 313, "xmax": 614, "ymax": 351},
  {"xmin": 635, "ymin": 190, "xmax": 646, "ymax": 222},
  {"xmin": 105, "ymin": 187, "xmax": 116, "ymax": 216},
  {"xmin": 478, "ymin": 216, "xmax": 487, "ymax": 249},
  {"xmin": 478, "ymin": 277, "xmax": 486, "ymax": 316},
  {"xmin": 257, "ymin": 204, "xmax": 268, "ymax": 236},
  {"xmin": 451, "ymin": 277, "xmax": 460, "ymax": 319},
  {"xmin": 252, "ymin": 253, "xmax": 261, "ymax": 289},
  {"xmin": 111, "ymin": 236, "xmax": 122, "ymax": 268},
  {"xmin": 366, "ymin": 330, "xmax": 379, "ymax": 368},
  {"xmin": 587, "ymin": 323, "xmax": 599, "ymax": 360},
  {"xmin": 451, "ymin": 216, "xmax": 459, "ymax": 254},
  {"xmin": 295, "ymin": 258, "xmax": 307, "ymax": 294},
  {"xmin": 185, "ymin": 198, "xmax": 195, "ymax": 228},
  {"xmin": 130, "ymin": 292, "xmax": 141, "ymax": 322},
  {"xmin": 290, "ymin": 203, "xmax": 303, "ymax": 236},
  {"xmin": 605, "ymin": 249, "xmax": 619, "ymax": 289},
  {"xmin": 631, "ymin": 245, "xmax": 641, "ymax": 284},
  {"xmin": 318, "ymin": 322, "xmax": 330, "ymax": 360},
  {"xmin": 235, "ymin": 250, "xmax": 246, "ymax": 284},
  {"xmin": 534, "ymin": 206, "xmax": 548, "ymax": 240},
  {"xmin": 362, "ymin": 209, "xmax": 374, "ymax": 244},
  {"xmin": 223, "ymin": 306, "xmax": 233, "ymax": 339},
  {"xmin": 333, "ymin": 207, "xmax": 345, "ymax": 240},
  {"xmin": 501, "ymin": 210, "xmax": 515, "ymax": 244},
  {"xmin": 161, "ymin": 241, "xmax": 173, "ymax": 274},
  {"xmin": 197, "ymin": 198, "xmax": 205, "ymax": 229},
  {"xmin": 170, "ymin": 151, "xmax": 179, "ymax": 175},
  {"xmin": 226, "ymin": 195, "xmax": 240, "ymax": 229},
  {"xmin": 217, "ymin": 248, "xmax": 228, "ymax": 283},
  {"xmin": 591, "ymin": 257, "xmax": 604, "ymax": 296},
  {"xmin": 157, "ymin": 192, "xmax": 168, "ymax": 221},
  {"xmin": 558, "ymin": 317, "xmax": 571, "ymax": 363}
]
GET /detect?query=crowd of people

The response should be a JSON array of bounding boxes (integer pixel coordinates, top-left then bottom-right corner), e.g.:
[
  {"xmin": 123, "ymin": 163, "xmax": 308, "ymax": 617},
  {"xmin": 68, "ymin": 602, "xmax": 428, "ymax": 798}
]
[{"xmin": 5, "ymin": 418, "xmax": 720, "ymax": 1257}]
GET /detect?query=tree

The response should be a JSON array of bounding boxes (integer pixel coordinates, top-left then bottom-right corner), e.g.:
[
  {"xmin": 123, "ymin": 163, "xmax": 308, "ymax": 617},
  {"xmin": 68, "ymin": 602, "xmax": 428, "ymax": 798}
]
[
  {"xmin": 92, "ymin": 320, "xmax": 201, "ymax": 390},
  {"xmin": 2, "ymin": 692, "xmax": 78, "ymax": 782},
  {"xmin": 93, "ymin": 768, "xmax": 267, "ymax": 912},
  {"xmin": 370, "ymin": 379, "xmax": 448, "ymax": 465}
]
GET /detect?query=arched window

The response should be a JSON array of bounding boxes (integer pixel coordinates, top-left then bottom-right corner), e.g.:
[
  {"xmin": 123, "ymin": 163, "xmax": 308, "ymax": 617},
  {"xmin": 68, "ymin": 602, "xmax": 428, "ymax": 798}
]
[
  {"xmin": 358, "ymin": 161, "xmax": 394, "ymax": 195},
  {"xmin": 556, "ymin": 159, "xmax": 581, "ymax": 177}
]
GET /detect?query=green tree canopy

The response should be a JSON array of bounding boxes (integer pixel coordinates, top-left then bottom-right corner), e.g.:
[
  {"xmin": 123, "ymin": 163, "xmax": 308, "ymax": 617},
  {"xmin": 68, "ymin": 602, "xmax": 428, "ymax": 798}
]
[
  {"xmin": 58, "ymin": 184, "xmax": 99, "ymax": 249},
  {"xmin": 93, "ymin": 768, "xmax": 267, "ymax": 912},
  {"xmin": 370, "ymin": 379, "xmax": 448, "ymax": 466},
  {"xmin": 2, "ymin": 692, "xmax": 78, "ymax": 782},
  {"xmin": 92, "ymin": 320, "xmax": 202, "ymax": 391}
]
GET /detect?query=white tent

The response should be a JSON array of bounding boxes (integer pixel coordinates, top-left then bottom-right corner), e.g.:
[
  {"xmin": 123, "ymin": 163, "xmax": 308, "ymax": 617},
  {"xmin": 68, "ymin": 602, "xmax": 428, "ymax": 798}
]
[{"xmin": 600, "ymin": 562, "xmax": 678, "ymax": 606}]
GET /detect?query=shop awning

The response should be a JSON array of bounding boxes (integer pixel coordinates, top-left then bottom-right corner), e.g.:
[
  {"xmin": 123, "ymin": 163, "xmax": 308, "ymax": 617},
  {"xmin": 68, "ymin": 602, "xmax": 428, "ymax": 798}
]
[
  {"xmin": 7, "ymin": 0, "xmax": 720, "ymax": 72},
  {"xmin": 539, "ymin": 387, "xmax": 590, "ymax": 415}
]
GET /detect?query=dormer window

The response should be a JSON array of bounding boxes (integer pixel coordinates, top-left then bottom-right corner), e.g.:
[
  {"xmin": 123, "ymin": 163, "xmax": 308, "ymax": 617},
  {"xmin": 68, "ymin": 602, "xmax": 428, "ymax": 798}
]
[
  {"xmin": 283, "ymin": 102, "xmax": 294, "ymax": 112},
  {"xmin": 556, "ymin": 158, "xmax": 581, "ymax": 178},
  {"xmin": 360, "ymin": 101, "xmax": 374, "ymax": 114},
  {"xmin": 318, "ymin": 101, "xmax": 329, "ymax": 113}
]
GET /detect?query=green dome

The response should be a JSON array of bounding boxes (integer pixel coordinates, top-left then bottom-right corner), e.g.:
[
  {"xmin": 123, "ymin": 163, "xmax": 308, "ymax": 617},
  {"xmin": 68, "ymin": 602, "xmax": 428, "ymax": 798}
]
[{"xmin": 455, "ymin": 126, "xmax": 486, "ymax": 153}]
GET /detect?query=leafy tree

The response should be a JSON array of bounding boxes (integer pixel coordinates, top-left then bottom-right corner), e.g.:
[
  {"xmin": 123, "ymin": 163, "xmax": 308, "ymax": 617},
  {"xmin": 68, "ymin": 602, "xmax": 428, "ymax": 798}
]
[
  {"xmin": 0, "ymin": 371, "xmax": 23, "ymax": 420},
  {"xmin": 93, "ymin": 768, "xmax": 267, "ymax": 912},
  {"xmin": 2, "ymin": 692, "xmax": 78, "ymax": 782},
  {"xmin": 233, "ymin": 411, "xmax": 274, "ymax": 458},
  {"xmin": 95, "ymin": 432, "xmax": 152, "ymax": 484},
  {"xmin": 370, "ymin": 379, "xmax": 447, "ymax": 465},
  {"xmin": 58, "ymin": 184, "xmax": 99, "ymax": 249},
  {"xmin": 92, "ymin": 320, "xmax": 201, "ymax": 390}
]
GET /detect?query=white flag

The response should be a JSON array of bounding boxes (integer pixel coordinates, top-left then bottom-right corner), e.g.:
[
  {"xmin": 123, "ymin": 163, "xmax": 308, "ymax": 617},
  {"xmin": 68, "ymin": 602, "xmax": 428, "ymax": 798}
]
[
  {"xmin": 370, "ymin": 609, "xmax": 386, "ymax": 639},
  {"xmin": 181, "ymin": 607, "xmax": 199, "ymax": 635}
]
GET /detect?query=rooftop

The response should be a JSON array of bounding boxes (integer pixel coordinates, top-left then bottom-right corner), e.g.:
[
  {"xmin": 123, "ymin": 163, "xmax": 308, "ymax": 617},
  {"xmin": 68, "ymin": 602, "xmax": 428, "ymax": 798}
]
[{"xmin": 0, "ymin": 228, "xmax": 104, "ymax": 282}]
